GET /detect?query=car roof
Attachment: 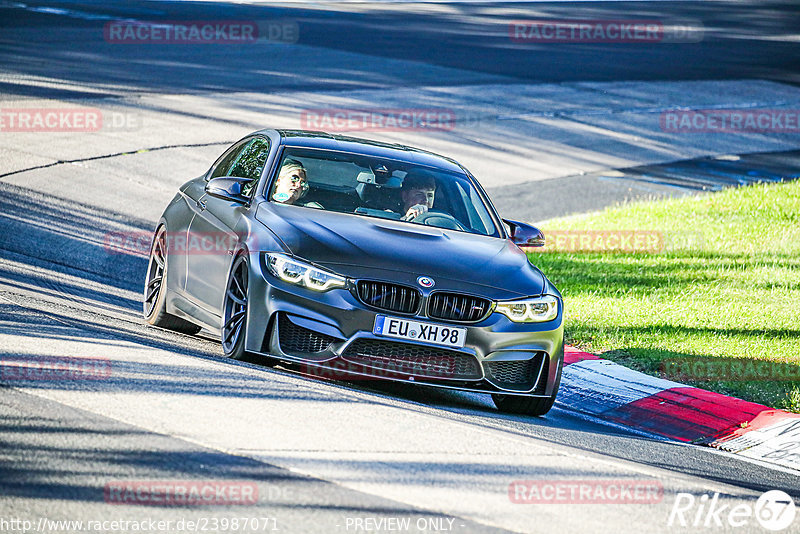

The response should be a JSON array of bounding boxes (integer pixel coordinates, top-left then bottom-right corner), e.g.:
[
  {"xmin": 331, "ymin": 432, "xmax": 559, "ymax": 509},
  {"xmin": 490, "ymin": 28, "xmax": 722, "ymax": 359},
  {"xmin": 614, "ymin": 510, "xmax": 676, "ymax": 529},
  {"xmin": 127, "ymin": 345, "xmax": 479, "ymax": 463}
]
[{"xmin": 264, "ymin": 129, "xmax": 466, "ymax": 174}]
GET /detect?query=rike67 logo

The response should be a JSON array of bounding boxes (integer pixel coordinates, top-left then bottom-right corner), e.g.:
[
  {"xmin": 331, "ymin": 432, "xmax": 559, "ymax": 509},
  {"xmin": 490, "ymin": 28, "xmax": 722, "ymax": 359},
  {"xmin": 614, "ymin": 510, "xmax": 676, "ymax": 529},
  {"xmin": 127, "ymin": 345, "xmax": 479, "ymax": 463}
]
[{"xmin": 668, "ymin": 490, "xmax": 796, "ymax": 531}]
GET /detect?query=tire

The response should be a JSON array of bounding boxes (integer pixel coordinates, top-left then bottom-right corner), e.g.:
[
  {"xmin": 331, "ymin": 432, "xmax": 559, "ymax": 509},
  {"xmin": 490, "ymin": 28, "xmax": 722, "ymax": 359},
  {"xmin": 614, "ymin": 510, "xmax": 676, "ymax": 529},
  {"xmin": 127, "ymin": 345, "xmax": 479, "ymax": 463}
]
[
  {"xmin": 143, "ymin": 226, "xmax": 201, "ymax": 335},
  {"xmin": 492, "ymin": 359, "xmax": 563, "ymax": 416},
  {"xmin": 221, "ymin": 254, "xmax": 256, "ymax": 361}
]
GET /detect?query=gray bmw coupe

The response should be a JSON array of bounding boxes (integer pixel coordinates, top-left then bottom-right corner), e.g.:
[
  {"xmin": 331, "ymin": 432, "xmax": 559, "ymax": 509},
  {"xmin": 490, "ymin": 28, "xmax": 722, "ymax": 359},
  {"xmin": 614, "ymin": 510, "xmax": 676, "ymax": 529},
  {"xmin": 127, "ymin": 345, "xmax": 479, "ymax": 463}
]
[{"xmin": 144, "ymin": 130, "xmax": 564, "ymax": 415}]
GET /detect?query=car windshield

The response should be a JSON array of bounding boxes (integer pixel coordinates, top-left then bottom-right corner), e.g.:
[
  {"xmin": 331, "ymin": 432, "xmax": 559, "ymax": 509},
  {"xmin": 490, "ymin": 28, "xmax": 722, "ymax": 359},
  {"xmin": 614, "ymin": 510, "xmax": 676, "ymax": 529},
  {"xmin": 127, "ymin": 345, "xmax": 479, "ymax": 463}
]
[{"xmin": 267, "ymin": 147, "xmax": 501, "ymax": 237}]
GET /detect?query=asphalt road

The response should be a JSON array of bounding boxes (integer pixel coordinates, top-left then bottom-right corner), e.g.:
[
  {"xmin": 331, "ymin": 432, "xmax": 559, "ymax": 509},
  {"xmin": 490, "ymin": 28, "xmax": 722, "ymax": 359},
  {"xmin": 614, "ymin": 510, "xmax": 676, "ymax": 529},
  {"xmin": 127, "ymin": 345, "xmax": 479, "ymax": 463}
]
[
  {"xmin": 2, "ymin": 0, "xmax": 799, "ymax": 98},
  {"xmin": 1, "ymin": 1, "xmax": 799, "ymax": 533}
]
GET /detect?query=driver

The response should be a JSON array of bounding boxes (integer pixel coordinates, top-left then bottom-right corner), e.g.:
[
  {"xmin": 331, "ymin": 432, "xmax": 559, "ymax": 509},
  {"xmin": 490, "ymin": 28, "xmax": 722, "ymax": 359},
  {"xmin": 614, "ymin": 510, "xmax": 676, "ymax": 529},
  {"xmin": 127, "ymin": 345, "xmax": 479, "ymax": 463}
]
[{"xmin": 399, "ymin": 171, "xmax": 436, "ymax": 221}]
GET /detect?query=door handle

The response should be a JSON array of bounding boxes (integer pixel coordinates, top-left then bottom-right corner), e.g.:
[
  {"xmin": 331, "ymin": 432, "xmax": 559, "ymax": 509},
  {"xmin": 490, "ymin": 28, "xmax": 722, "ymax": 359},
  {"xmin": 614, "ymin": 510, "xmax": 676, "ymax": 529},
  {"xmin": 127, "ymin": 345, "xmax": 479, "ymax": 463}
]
[{"xmin": 196, "ymin": 199, "xmax": 207, "ymax": 211}]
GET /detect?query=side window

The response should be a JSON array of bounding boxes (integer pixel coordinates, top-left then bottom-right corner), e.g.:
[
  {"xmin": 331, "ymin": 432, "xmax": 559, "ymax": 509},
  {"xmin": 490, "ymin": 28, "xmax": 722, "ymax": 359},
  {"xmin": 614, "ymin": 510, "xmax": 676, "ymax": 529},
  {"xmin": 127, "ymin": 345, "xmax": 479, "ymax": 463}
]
[
  {"xmin": 228, "ymin": 138, "xmax": 271, "ymax": 197},
  {"xmin": 228, "ymin": 138, "xmax": 270, "ymax": 181},
  {"xmin": 209, "ymin": 140, "xmax": 249, "ymax": 180}
]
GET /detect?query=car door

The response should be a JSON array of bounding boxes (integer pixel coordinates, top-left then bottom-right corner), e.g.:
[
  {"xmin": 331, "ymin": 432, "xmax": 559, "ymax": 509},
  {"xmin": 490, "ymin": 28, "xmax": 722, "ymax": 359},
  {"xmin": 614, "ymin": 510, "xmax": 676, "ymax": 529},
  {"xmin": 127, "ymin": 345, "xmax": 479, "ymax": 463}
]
[
  {"xmin": 184, "ymin": 136, "xmax": 271, "ymax": 317},
  {"xmin": 174, "ymin": 139, "xmax": 250, "ymax": 293}
]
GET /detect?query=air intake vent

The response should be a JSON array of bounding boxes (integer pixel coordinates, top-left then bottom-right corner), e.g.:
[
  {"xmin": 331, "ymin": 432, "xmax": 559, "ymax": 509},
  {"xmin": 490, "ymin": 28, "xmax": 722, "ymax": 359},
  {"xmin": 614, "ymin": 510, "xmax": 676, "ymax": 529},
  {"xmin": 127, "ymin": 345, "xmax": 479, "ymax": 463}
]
[
  {"xmin": 484, "ymin": 353, "xmax": 547, "ymax": 392},
  {"xmin": 428, "ymin": 292, "xmax": 492, "ymax": 323},
  {"xmin": 486, "ymin": 360, "xmax": 534, "ymax": 386},
  {"xmin": 278, "ymin": 314, "xmax": 336, "ymax": 355},
  {"xmin": 342, "ymin": 338, "xmax": 481, "ymax": 380},
  {"xmin": 356, "ymin": 281, "xmax": 421, "ymax": 315}
]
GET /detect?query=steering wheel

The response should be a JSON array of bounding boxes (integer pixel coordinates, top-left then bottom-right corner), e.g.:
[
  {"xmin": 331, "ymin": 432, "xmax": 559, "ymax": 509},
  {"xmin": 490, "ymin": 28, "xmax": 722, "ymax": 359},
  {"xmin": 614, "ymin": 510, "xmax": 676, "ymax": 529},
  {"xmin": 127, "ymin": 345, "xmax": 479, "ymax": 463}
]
[{"xmin": 410, "ymin": 210, "xmax": 467, "ymax": 231}]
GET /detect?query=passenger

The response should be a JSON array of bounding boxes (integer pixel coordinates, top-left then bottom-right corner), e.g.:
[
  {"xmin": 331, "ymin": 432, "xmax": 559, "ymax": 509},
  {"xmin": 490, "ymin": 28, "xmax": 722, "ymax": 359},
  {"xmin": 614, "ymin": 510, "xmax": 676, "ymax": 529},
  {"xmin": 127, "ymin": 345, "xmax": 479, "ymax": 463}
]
[
  {"xmin": 399, "ymin": 171, "xmax": 436, "ymax": 221},
  {"xmin": 271, "ymin": 159, "xmax": 309, "ymax": 205}
]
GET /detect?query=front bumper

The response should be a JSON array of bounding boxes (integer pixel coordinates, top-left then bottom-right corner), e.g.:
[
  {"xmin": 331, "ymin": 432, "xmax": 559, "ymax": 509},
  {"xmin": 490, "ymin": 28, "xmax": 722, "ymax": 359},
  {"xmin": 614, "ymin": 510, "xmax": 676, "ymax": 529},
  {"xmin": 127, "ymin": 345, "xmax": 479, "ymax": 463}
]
[{"xmin": 245, "ymin": 260, "xmax": 564, "ymax": 397}]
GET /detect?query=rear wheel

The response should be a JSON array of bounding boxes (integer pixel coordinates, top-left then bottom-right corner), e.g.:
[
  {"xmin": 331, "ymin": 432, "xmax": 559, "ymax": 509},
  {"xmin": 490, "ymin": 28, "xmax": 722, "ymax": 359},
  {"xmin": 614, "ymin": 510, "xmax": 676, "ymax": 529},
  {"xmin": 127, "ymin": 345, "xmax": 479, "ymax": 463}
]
[
  {"xmin": 143, "ymin": 226, "xmax": 201, "ymax": 334},
  {"xmin": 492, "ymin": 359, "xmax": 562, "ymax": 416}
]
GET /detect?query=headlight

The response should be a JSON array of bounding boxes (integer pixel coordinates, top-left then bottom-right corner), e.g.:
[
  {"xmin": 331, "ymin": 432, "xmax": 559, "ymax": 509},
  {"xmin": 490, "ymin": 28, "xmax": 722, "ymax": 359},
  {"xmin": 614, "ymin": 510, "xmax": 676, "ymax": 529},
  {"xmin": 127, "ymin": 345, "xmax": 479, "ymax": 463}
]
[
  {"xmin": 495, "ymin": 295, "xmax": 559, "ymax": 323},
  {"xmin": 266, "ymin": 253, "xmax": 347, "ymax": 292}
]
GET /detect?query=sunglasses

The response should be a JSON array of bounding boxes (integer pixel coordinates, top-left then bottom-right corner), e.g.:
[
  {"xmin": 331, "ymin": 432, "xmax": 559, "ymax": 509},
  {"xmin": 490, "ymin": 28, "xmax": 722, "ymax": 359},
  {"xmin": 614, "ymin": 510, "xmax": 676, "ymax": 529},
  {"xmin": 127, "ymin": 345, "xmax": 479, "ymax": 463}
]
[{"xmin": 283, "ymin": 173, "xmax": 309, "ymax": 190}]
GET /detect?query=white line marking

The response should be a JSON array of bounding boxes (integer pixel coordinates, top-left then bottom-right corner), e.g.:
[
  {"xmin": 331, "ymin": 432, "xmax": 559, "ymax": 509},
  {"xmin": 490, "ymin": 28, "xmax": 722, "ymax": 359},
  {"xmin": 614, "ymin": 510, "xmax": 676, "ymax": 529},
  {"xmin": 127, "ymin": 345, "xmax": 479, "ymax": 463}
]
[{"xmin": 560, "ymin": 358, "xmax": 685, "ymax": 414}]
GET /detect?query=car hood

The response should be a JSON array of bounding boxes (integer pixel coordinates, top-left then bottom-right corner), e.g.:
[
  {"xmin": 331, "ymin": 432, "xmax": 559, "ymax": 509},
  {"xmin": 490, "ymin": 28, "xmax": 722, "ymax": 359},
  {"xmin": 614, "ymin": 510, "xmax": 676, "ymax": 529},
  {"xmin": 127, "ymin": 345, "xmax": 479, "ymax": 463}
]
[{"xmin": 255, "ymin": 203, "xmax": 545, "ymax": 299}]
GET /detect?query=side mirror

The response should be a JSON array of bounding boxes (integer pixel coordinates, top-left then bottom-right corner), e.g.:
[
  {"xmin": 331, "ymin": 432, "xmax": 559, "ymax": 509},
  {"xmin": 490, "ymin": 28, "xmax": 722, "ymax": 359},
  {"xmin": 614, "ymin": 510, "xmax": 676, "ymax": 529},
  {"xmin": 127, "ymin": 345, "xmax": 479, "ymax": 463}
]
[
  {"xmin": 503, "ymin": 219, "xmax": 545, "ymax": 248},
  {"xmin": 205, "ymin": 176, "xmax": 251, "ymax": 204}
]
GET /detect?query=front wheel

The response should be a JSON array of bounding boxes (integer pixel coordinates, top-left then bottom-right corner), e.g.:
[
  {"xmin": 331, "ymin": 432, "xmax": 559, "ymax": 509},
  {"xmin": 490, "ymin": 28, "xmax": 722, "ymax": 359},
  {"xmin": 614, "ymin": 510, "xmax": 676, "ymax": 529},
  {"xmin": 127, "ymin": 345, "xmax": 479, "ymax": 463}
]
[
  {"xmin": 492, "ymin": 360, "xmax": 562, "ymax": 416},
  {"xmin": 221, "ymin": 254, "xmax": 254, "ymax": 361}
]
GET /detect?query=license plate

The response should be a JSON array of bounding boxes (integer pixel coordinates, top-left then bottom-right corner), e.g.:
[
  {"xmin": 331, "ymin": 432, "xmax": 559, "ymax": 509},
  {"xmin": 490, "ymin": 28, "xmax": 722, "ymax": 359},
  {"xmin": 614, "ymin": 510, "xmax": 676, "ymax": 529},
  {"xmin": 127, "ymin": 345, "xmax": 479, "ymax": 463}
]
[{"xmin": 373, "ymin": 315, "xmax": 467, "ymax": 348}]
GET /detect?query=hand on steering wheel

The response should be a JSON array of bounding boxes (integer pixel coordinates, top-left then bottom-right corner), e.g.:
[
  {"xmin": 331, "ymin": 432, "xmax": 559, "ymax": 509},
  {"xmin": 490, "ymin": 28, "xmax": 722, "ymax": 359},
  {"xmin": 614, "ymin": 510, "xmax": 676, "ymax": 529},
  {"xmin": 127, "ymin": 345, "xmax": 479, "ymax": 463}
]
[
  {"xmin": 408, "ymin": 210, "xmax": 467, "ymax": 231},
  {"xmin": 402, "ymin": 203, "xmax": 429, "ymax": 221}
]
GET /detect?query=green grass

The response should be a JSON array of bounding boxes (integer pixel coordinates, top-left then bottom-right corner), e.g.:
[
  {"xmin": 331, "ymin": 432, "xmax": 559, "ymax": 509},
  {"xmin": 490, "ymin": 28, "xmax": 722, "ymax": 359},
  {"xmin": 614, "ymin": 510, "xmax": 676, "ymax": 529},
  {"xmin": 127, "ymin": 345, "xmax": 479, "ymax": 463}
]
[{"xmin": 529, "ymin": 180, "xmax": 800, "ymax": 411}]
